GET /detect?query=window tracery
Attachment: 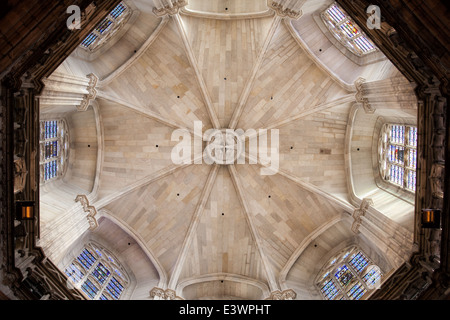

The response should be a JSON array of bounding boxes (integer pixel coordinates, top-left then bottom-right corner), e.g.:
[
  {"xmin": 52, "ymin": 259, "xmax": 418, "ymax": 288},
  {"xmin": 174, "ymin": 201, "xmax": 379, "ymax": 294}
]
[
  {"xmin": 39, "ymin": 119, "xmax": 69, "ymax": 183},
  {"xmin": 316, "ymin": 246, "xmax": 383, "ymax": 300},
  {"xmin": 321, "ymin": 3, "xmax": 377, "ymax": 56},
  {"xmin": 378, "ymin": 124, "xmax": 417, "ymax": 192},
  {"xmin": 80, "ymin": 1, "xmax": 131, "ymax": 52},
  {"xmin": 65, "ymin": 242, "xmax": 129, "ymax": 300}
]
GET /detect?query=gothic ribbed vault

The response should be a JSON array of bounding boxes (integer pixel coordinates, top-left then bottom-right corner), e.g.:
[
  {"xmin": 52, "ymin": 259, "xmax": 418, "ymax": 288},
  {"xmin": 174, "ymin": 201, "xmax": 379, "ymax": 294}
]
[{"xmin": 37, "ymin": 0, "xmax": 419, "ymax": 300}]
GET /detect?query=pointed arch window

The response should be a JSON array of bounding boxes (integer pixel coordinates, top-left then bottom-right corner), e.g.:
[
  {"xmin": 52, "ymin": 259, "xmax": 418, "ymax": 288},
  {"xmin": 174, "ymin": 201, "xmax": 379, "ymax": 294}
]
[
  {"xmin": 378, "ymin": 124, "xmax": 417, "ymax": 192},
  {"xmin": 321, "ymin": 3, "xmax": 377, "ymax": 56},
  {"xmin": 65, "ymin": 243, "xmax": 129, "ymax": 300},
  {"xmin": 316, "ymin": 246, "xmax": 383, "ymax": 300},
  {"xmin": 80, "ymin": 1, "xmax": 131, "ymax": 52},
  {"xmin": 39, "ymin": 119, "xmax": 69, "ymax": 183}
]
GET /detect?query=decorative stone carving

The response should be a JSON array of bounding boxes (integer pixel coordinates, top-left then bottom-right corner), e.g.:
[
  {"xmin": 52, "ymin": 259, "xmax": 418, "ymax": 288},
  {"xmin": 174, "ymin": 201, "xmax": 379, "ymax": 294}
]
[
  {"xmin": 150, "ymin": 287, "xmax": 182, "ymax": 300},
  {"xmin": 78, "ymin": 73, "xmax": 98, "ymax": 111},
  {"xmin": 351, "ymin": 198, "xmax": 373, "ymax": 234},
  {"xmin": 267, "ymin": 289, "xmax": 297, "ymax": 300},
  {"xmin": 354, "ymin": 77, "xmax": 375, "ymax": 114},
  {"xmin": 268, "ymin": 1, "xmax": 302, "ymax": 19},
  {"xmin": 152, "ymin": 0, "xmax": 187, "ymax": 17},
  {"xmin": 39, "ymin": 72, "xmax": 99, "ymax": 112},
  {"xmin": 75, "ymin": 195, "xmax": 98, "ymax": 230}
]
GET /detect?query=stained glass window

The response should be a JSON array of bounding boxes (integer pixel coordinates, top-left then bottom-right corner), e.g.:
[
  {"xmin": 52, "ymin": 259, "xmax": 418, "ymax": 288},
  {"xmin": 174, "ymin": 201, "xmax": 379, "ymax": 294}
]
[
  {"xmin": 379, "ymin": 124, "xmax": 418, "ymax": 192},
  {"xmin": 40, "ymin": 120, "xmax": 68, "ymax": 183},
  {"xmin": 65, "ymin": 243, "xmax": 129, "ymax": 300},
  {"xmin": 316, "ymin": 246, "xmax": 382, "ymax": 300},
  {"xmin": 80, "ymin": 2, "xmax": 130, "ymax": 51},
  {"xmin": 322, "ymin": 3, "xmax": 377, "ymax": 56}
]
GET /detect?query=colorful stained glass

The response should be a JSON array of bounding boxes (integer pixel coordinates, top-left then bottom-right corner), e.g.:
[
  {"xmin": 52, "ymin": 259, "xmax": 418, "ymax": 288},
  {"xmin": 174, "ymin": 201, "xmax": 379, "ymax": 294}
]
[
  {"xmin": 95, "ymin": 18, "xmax": 113, "ymax": 34},
  {"xmin": 347, "ymin": 282, "xmax": 367, "ymax": 300},
  {"xmin": 321, "ymin": 279, "xmax": 340, "ymax": 300},
  {"xmin": 110, "ymin": 2, "xmax": 127, "ymax": 19},
  {"xmin": 408, "ymin": 149, "xmax": 417, "ymax": 169},
  {"xmin": 340, "ymin": 20, "xmax": 360, "ymax": 38},
  {"xmin": 44, "ymin": 121, "xmax": 58, "ymax": 139},
  {"xmin": 389, "ymin": 164, "xmax": 404, "ymax": 186},
  {"xmin": 65, "ymin": 263, "xmax": 84, "ymax": 283},
  {"xmin": 44, "ymin": 160, "xmax": 58, "ymax": 181},
  {"xmin": 363, "ymin": 268, "xmax": 382, "ymax": 287},
  {"xmin": 408, "ymin": 126, "xmax": 418, "ymax": 147},
  {"xmin": 406, "ymin": 170, "xmax": 416, "ymax": 192},
  {"xmin": 77, "ymin": 249, "xmax": 97, "ymax": 271},
  {"xmin": 106, "ymin": 277, "xmax": 124, "ymax": 300},
  {"xmin": 326, "ymin": 5, "xmax": 346, "ymax": 23},
  {"xmin": 335, "ymin": 265, "xmax": 353, "ymax": 287},
  {"xmin": 81, "ymin": 279, "xmax": 99, "ymax": 299},
  {"xmin": 92, "ymin": 263, "xmax": 111, "ymax": 284},
  {"xmin": 390, "ymin": 125, "xmax": 405, "ymax": 144},
  {"xmin": 389, "ymin": 145, "xmax": 405, "ymax": 165},
  {"xmin": 44, "ymin": 141, "xmax": 58, "ymax": 159},
  {"xmin": 349, "ymin": 252, "xmax": 369, "ymax": 273},
  {"xmin": 354, "ymin": 36, "xmax": 375, "ymax": 53},
  {"xmin": 81, "ymin": 33, "xmax": 98, "ymax": 48}
]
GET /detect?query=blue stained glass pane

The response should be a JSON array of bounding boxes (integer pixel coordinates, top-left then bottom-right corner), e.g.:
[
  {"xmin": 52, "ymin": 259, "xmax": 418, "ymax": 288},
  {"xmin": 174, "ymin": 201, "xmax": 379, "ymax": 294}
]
[
  {"xmin": 363, "ymin": 268, "xmax": 382, "ymax": 287},
  {"xmin": 81, "ymin": 33, "xmax": 98, "ymax": 48},
  {"xmin": 92, "ymin": 263, "xmax": 111, "ymax": 284},
  {"xmin": 106, "ymin": 277, "xmax": 124, "ymax": 300},
  {"xmin": 347, "ymin": 282, "xmax": 367, "ymax": 300},
  {"xmin": 321, "ymin": 279, "xmax": 340, "ymax": 300},
  {"xmin": 65, "ymin": 263, "xmax": 84, "ymax": 283},
  {"xmin": 407, "ymin": 170, "xmax": 416, "ymax": 192},
  {"xmin": 77, "ymin": 249, "xmax": 97, "ymax": 271},
  {"xmin": 349, "ymin": 252, "xmax": 369, "ymax": 273},
  {"xmin": 96, "ymin": 18, "xmax": 113, "ymax": 34},
  {"xmin": 100, "ymin": 294, "xmax": 109, "ymax": 300},
  {"xmin": 335, "ymin": 265, "xmax": 353, "ymax": 287},
  {"xmin": 110, "ymin": 3, "xmax": 127, "ymax": 19},
  {"xmin": 389, "ymin": 164, "xmax": 404, "ymax": 186},
  {"xmin": 408, "ymin": 149, "xmax": 417, "ymax": 169},
  {"xmin": 408, "ymin": 126, "xmax": 418, "ymax": 148},
  {"xmin": 354, "ymin": 36, "xmax": 375, "ymax": 52},
  {"xmin": 340, "ymin": 20, "xmax": 360, "ymax": 38},
  {"xmin": 81, "ymin": 279, "xmax": 99, "ymax": 299},
  {"xmin": 389, "ymin": 145, "xmax": 405, "ymax": 165},
  {"xmin": 327, "ymin": 5, "xmax": 346, "ymax": 23}
]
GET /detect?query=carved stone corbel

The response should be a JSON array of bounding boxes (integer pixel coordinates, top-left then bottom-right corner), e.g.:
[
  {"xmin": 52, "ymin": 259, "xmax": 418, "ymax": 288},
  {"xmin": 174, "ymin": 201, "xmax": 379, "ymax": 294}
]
[
  {"xmin": 354, "ymin": 77, "xmax": 375, "ymax": 114},
  {"xmin": 351, "ymin": 198, "xmax": 373, "ymax": 234},
  {"xmin": 268, "ymin": 1, "xmax": 302, "ymax": 19},
  {"xmin": 78, "ymin": 73, "xmax": 98, "ymax": 112},
  {"xmin": 75, "ymin": 195, "xmax": 98, "ymax": 230},
  {"xmin": 152, "ymin": 0, "xmax": 187, "ymax": 17},
  {"xmin": 266, "ymin": 289, "xmax": 297, "ymax": 300},
  {"xmin": 150, "ymin": 287, "xmax": 183, "ymax": 300}
]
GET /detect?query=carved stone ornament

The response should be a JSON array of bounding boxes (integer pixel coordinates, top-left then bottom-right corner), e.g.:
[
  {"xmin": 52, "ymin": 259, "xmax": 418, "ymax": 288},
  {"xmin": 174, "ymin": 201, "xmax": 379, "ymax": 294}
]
[
  {"xmin": 152, "ymin": 0, "xmax": 188, "ymax": 17},
  {"xmin": 351, "ymin": 198, "xmax": 373, "ymax": 234},
  {"xmin": 78, "ymin": 73, "xmax": 98, "ymax": 112},
  {"xmin": 354, "ymin": 77, "xmax": 375, "ymax": 114},
  {"xmin": 150, "ymin": 287, "xmax": 183, "ymax": 300},
  {"xmin": 267, "ymin": 289, "xmax": 297, "ymax": 300},
  {"xmin": 269, "ymin": 1, "xmax": 302, "ymax": 19},
  {"xmin": 75, "ymin": 195, "xmax": 98, "ymax": 230}
]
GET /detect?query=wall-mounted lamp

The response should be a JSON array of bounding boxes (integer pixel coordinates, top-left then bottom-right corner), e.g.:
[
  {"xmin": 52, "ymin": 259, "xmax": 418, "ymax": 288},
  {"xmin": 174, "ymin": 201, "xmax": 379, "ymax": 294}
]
[
  {"xmin": 15, "ymin": 201, "xmax": 35, "ymax": 220},
  {"xmin": 421, "ymin": 209, "xmax": 441, "ymax": 229}
]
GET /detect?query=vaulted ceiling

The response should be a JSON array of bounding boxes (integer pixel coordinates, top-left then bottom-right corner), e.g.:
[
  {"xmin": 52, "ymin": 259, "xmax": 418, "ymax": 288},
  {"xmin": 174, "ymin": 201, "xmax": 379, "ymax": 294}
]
[{"xmin": 38, "ymin": 0, "xmax": 418, "ymax": 300}]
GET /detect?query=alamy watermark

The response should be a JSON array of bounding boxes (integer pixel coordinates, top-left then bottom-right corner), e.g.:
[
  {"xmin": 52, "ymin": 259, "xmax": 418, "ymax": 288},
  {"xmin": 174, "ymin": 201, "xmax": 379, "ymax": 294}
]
[{"xmin": 366, "ymin": 5, "xmax": 381, "ymax": 29}]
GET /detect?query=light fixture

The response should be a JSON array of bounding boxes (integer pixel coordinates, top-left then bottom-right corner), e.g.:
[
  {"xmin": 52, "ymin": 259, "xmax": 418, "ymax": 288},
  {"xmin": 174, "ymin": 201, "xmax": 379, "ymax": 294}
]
[
  {"xmin": 421, "ymin": 209, "xmax": 440, "ymax": 229},
  {"xmin": 15, "ymin": 201, "xmax": 35, "ymax": 220}
]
